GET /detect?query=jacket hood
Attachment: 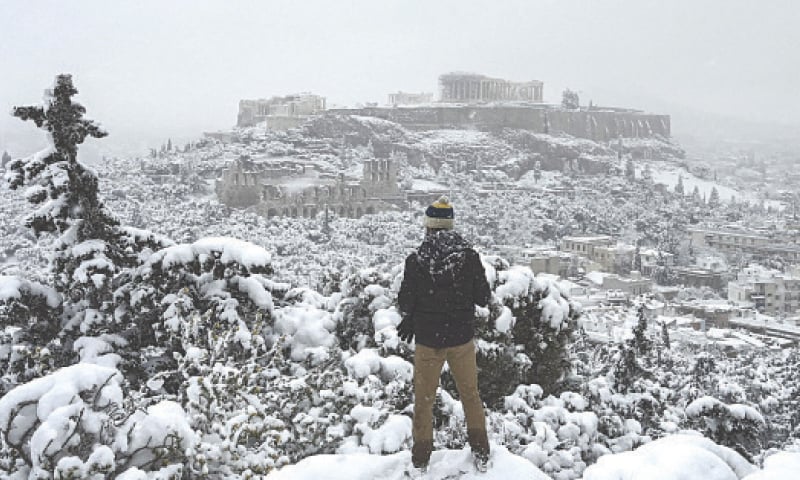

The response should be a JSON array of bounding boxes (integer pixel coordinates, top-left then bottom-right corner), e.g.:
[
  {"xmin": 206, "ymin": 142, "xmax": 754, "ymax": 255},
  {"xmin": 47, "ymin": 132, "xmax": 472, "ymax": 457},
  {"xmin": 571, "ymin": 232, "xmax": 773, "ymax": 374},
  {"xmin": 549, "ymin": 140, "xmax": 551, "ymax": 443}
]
[{"xmin": 415, "ymin": 230, "xmax": 473, "ymax": 287}]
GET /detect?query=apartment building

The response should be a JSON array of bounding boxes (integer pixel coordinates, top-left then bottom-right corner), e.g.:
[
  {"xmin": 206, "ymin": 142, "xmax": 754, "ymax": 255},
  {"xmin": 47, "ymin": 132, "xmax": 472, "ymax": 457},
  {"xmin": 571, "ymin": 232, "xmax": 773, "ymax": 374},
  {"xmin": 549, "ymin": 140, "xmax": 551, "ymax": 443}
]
[{"xmin": 728, "ymin": 265, "xmax": 800, "ymax": 316}]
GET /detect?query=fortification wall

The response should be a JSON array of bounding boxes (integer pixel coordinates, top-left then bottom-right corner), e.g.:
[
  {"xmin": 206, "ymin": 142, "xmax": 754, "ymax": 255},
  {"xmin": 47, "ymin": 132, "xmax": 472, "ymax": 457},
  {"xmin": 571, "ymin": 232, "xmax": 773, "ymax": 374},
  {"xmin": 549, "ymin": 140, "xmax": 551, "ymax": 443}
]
[
  {"xmin": 545, "ymin": 110, "xmax": 670, "ymax": 142},
  {"xmin": 326, "ymin": 106, "xmax": 670, "ymax": 141}
]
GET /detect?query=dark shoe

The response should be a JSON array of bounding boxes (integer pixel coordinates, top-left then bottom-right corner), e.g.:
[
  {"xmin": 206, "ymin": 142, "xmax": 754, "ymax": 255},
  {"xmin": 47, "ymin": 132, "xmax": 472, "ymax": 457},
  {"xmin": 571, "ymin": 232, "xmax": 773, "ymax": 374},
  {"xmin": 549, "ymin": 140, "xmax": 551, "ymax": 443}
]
[
  {"xmin": 473, "ymin": 450, "xmax": 490, "ymax": 473},
  {"xmin": 467, "ymin": 428, "xmax": 490, "ymax": 473}
]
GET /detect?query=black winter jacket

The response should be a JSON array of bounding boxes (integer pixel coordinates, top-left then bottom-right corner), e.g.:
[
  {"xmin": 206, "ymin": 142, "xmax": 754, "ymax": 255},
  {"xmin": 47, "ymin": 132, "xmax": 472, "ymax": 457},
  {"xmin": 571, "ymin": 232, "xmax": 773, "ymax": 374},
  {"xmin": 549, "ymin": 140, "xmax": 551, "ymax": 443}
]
[{"xmin": 398, "ymin": 230, "xmax": 491, "ymax": 348}]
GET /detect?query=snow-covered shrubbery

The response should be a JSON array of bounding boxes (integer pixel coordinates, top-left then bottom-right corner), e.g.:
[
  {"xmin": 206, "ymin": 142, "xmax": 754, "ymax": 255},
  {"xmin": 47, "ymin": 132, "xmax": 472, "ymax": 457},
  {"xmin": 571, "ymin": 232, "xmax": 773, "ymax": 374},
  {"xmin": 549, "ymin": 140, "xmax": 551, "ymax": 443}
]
[
  {"xmin": 0, "ymin": 363, "xmax": 193, "ymax": 479},
  {"xmin": 114, "ymin": 236, "xmax": 287, "ymax": 390},
  {"xmin": 489, "ymin": 263, "xmax": 580, "ymax": 398},
  {"xmin": 0, "ymin": 276, "xmax": 62, "ymax": 395}
]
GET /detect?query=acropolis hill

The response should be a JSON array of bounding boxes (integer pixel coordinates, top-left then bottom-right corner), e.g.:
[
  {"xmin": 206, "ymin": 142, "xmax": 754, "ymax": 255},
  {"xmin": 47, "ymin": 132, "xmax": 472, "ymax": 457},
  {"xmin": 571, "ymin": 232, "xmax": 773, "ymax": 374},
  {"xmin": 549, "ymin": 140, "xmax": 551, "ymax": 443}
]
[{"xmin": 237, "ymin": 73, "xmax": 670, "ymax": 142}]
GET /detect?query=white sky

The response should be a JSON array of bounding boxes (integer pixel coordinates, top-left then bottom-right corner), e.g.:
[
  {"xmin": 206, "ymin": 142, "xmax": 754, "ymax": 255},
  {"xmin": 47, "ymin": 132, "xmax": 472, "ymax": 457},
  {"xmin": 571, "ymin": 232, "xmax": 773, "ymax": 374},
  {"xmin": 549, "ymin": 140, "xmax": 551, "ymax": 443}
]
[{"xmin": 1, "ymin": 0, "xmax": 798, "ymax": 156}]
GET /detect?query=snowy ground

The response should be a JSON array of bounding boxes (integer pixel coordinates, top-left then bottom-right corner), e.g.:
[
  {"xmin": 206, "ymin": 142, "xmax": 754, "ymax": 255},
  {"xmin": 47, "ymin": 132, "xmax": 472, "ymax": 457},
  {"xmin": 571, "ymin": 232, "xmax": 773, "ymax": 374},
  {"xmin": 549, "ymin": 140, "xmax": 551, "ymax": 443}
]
[
  {"xmin": 640, "ymin": 163, "xmax": 784, "ymax": 209},
  {"xmin": 266, "ymin": 436, "xmax": 800, "ymax": 480},
  {"xmin": 266, "ymin": 444, "xmax": 550, "ymax": 480}
]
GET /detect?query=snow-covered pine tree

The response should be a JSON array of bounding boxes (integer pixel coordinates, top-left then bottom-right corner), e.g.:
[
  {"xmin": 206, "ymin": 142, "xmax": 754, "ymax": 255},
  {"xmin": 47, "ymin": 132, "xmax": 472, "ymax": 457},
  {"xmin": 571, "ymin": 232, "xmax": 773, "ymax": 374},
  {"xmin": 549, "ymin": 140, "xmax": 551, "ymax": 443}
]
[
  {"xmin": 631, "ymin": 304, "xmax": 652, "ymax": 356},
  {"xmin": 661, "ymin": 321, "xmax": 671, "ymax": 350},
  {"xmin": 6, "ymin": 75, "xmax": 173, "ymax": 374},
  {"xmin": 692, "ymin": 185, "xmax": 701, "ymax": 203},
  {"xmin": 562, "ymin": 89, "xmax": 580, "ymax": 110},
  {"xmin": 494, "ymin": 265, "xmax": 580, "ymax": 396},
  {"xmin": 674, "ymin": 174, "xmax": 684, "ymax": 195},
  {"xmin": 6, "ymin": 74, "xmax": 126, "ymax": 358},
  {"xmin": 625, "ymin": 157, "xmax": 635, "ymax": 179},
  {"xmin": 709, "ymin": 186, "xmax": 721, "ymax": 207}
]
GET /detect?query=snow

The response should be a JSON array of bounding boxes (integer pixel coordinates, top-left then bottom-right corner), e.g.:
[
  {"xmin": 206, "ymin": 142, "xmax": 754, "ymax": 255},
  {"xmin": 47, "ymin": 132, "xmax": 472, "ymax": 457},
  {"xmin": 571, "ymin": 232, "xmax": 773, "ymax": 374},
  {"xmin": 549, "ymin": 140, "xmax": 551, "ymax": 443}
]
[
  {"xmin": 358, "ymin": 414, "xmax": 412, "ymax": 454},
  {"xmin": 582, "ymin": 434, "xmax": 757, "ymax": 480},
  {"xmin": 539, "ymin": 285, "xmax": 572, "ymax": 330},
  {"xmin": 0, "ymin": 274, "xmax": 61, "ymax": 308},
  {"xmin": 743, "ymin": 452, "xmax": 800, "ymax": 480},
  {"xmin": 114, "ymin": 401, "xmax": 195, "ymax": 459},
  {"xmin": 373, "ymin": 307, "xmax": 402, "ymax": 332},
  {"xmin": 411, "ymin": 178, "xmax": 449, "ymax": 192},
  {"xmin": 273, "ymin": 305, "xmax": 336, "ymax": 362},
  {"xmin": 151, "ymin": 236, "xmax": 272, "ymax": 269},
  {"xmin": 495, "ymin": 306, "xmax": 514, "ymax": 333},
  {"xmin": 0, "ymin": 364, "xmax": 123, "ymax": 434},
  {"xmin": 235, "ymin": 275, "xmax": 275, "ymax": 311},
  {"xmin": 345, "ymin": 349, "xmax": 412, "ymax": 382},
  {"xmin": 646, "ymin": 164, "xmax": 783, "ymax": 209},
  {"xmin": 584, "ymin": 271, "xmax": 607, "ymax": 286},
  {"xmin": 685, "ymin": 396, "xmax": 764, "ymax": 423},
  {"xmin": 266, "ymin": 444, "xmax": 550, "ymax": 480},
  {"xmin": 73, "ymin": 335, "xmax": 123, "ymax": 368}
]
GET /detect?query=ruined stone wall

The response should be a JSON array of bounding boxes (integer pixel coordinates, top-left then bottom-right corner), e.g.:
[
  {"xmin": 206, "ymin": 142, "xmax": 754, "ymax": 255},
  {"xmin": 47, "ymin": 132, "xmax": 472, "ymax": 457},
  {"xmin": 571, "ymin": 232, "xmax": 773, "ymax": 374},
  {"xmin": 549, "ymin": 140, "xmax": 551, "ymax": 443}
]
[
  {"xmin": 545, "ymin": 110, "xmax": 670, "ymax": 142},
  {"xmin": 326, "ymin": 106, "xmax": 670, "ymax": 141},
  {"xmin": 257, "ymin": 183, "xmax": 387, "ymax": 219},
  {"xmin": 215, "ymin": 167, "xmax": 262, "ymax": 207}
]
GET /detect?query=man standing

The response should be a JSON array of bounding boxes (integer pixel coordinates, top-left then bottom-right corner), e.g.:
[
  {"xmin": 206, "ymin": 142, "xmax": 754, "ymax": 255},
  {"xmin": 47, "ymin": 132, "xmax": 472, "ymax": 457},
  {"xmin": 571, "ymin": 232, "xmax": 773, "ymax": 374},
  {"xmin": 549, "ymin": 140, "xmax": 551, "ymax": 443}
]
[{"xmin": 397, "ymin": 196, "xmax": 492, "ymax": 474}]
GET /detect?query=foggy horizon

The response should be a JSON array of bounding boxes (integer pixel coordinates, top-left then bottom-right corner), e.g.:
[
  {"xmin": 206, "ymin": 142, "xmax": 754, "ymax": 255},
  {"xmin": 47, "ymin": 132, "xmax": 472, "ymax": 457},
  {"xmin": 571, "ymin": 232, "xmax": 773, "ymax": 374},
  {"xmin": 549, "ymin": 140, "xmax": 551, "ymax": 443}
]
[{"xmin": 2, "ymin": 0, "xmax": 799, "ymax": 158}]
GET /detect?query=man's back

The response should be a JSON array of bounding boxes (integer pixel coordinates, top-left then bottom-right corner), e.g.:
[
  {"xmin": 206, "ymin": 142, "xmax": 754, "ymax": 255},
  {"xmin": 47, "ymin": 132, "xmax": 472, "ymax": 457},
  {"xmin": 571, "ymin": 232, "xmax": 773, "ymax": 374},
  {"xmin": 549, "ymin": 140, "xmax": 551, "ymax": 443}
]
[{"xmin": 398, "ymin": 230, "xmax": 491, "ymax": 347}]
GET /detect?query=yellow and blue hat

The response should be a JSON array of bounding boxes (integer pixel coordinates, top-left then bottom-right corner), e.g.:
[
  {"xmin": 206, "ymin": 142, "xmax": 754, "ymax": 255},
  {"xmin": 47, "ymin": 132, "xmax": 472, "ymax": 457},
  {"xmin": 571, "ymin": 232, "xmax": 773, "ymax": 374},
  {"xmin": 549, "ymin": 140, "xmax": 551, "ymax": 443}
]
[{"xmin": 424, "ymin": 195, "xmax": 454, "ymax": 229}]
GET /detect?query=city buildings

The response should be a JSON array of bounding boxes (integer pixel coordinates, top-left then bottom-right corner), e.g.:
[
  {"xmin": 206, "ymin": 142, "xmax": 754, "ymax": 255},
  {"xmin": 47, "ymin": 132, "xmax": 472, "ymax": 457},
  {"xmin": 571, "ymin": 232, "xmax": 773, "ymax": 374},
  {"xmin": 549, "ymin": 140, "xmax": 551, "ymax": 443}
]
[{"xmin": 728, "ymin": 265, "xmax": 800, "ymax": 316}]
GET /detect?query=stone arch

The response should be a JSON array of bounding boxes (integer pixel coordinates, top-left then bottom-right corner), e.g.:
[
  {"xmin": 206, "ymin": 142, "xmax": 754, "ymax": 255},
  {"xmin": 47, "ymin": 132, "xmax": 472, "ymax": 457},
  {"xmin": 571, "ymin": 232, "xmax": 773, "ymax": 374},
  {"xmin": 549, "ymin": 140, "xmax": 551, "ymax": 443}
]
[
  {"xmin": 356, "ymin": 207, "xmax": 363, "ymax": 218},
  {"xmin": 291, "ymin": 206, "xmax": 298, "ymax": 217}
]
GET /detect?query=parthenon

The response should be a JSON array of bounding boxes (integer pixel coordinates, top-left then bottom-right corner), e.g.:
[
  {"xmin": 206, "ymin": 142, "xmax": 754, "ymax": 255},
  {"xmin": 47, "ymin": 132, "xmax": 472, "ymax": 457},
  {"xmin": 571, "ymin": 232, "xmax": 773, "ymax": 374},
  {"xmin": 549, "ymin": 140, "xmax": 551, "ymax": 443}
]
[{"xmin": 439, "ymin": 73, "xmax": 543, "ymax": 103}]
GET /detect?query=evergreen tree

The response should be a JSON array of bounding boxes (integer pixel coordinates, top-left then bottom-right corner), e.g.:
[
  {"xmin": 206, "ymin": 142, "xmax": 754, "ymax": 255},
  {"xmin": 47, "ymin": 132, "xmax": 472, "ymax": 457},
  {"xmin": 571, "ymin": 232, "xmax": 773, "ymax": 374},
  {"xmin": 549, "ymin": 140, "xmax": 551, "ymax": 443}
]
[
  {"xmin": 561, "ymin": 89, "xmax": 580, "ymax": 109},
  {"xmin": 692, "ymin": 185, "xmax": 701, "ymax": 202},
  {"xmin": 7, "ymin": 75, "xmax": 124, "ymax": 312},
  {"xmin": 642, "ymin": 164, "xmax": 653, "ymax": 183},
  {"xmin": 674, "ymin": 174, "xmax": 685, "ymax": 195},
  {"xmin": 6, "ymin": 75, "xmax": 171, "ymax": 374},
  {"xmin": 497, "ymin": 267, "xmax": 579, "ymax": 397},
  {"xmin": 625, "ymin": 157, "xmax": 635, "ymax": 179},
  {"xmin": 633, "ymin": 245, "xmax": 642, "ymax": 273},
  {"xmin": 709, "ymin": 186, "xmax": 720, "ymax": 207},
  {"xmin": 631, "ymin": 304, "xmax": 652, "ymax": 356}
]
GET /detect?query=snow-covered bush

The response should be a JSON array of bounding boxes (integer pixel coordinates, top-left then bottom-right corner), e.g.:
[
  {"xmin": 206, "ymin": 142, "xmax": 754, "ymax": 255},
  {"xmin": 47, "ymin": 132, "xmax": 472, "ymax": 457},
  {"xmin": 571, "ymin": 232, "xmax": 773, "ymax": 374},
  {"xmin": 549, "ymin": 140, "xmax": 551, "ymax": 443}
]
[
  {"xmin": 0, "ymin": 276, "xmax": 62, "ymax": 394},
  {"xmin": 332, "ymin": 268, "xmax": 393, "ymax": 352},
  {"xmin": 685, "ymin": 396, "xmax": 765, "ymax": 461},
  {"xmin": 0, "ymin": 363, "xmax": 193, "ymax": 479},
  {"xmin": 114, "ymin": 237, "xmax": 286, "ymax": 389},
  {"xmin": 493, "ymin": 265, "xmax": 580, "ymax": 396}
]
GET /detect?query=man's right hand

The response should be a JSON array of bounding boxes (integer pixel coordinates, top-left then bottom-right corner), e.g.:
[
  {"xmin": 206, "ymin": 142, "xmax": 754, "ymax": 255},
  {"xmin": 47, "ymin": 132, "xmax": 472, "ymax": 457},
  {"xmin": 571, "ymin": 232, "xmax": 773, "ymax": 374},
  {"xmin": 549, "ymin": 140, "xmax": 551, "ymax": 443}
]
[{"xmin": 397, "ymin": 316, "xmax": 414, "ymax": 343}]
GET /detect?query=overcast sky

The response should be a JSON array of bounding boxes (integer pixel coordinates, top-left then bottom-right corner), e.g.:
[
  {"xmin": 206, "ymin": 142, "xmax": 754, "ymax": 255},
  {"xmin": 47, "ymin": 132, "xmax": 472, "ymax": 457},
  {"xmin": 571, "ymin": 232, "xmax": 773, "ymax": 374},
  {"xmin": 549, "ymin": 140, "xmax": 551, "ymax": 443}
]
[{"xmin": 1, "ymin": 0, "xmax": 798, "ymax": 156}]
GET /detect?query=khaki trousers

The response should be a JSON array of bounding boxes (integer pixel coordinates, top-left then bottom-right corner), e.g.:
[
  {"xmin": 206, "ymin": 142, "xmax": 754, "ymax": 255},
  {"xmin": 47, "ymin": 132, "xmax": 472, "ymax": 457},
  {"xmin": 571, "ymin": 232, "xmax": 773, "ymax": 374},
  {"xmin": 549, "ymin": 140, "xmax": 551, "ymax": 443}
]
[{"xmin": 411, "ymin": 340, "xmax": 489, "ymax": 465}]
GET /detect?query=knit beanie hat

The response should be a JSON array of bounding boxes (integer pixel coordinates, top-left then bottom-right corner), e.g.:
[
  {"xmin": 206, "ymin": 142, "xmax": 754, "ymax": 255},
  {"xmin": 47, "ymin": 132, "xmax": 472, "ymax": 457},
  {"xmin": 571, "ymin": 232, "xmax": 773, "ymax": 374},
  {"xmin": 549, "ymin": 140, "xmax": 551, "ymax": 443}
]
[{"xmin": 423, "ymin": 195, "xmax": 454, "ymax": 229}]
